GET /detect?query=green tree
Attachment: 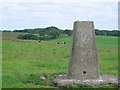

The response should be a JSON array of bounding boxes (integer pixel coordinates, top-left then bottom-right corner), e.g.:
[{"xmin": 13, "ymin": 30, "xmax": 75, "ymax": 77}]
[
  {"xmin": 44, "ymin": 26, "xmax": 61, "ymax": 39},
  {"xmin": 63, "ymin": 29, "xmax": 73, "ymax": 36}
]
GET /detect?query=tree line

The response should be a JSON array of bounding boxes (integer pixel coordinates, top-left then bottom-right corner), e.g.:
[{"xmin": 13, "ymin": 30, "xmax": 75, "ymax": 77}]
[
  {"xmin": 15, "ymin": 26, "xmax": 73, "ymax": 40},
  {"xmin": 95, "ymin": 29, "xmax": 119, "ymax": 36},
  {"xmin": 2, "ymin": 26, "xmax": 119, "ymax": 40}
]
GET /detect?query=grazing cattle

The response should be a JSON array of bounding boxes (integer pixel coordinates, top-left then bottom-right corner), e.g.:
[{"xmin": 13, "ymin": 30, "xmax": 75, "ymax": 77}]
[
  {"xmin": 56, "ymin": 42, "xmax": 66, "ymax": 45},
  {"xmin": 38, "ymin": 40, "xmax": 41, "ymax": 44}
]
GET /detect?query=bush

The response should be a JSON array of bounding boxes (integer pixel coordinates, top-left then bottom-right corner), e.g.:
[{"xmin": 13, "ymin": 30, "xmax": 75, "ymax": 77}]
[
  {"xmin": 18, "ymin": 34, "xmax": 56, "ymax": 40},
  {"xmin": 18, "ymin": 34, "xmax": 39, "ymax": 40}
]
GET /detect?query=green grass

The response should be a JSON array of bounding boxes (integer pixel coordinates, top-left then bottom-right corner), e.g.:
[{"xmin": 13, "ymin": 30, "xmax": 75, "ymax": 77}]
[{"xmin": 2, "ymin": 32, "xmax": 118, "ymax": 88}]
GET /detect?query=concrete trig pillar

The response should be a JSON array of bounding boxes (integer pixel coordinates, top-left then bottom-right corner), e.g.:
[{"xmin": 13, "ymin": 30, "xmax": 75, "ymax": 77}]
[{"xmin": 68, "ymin": 21, "xmax": 100, "ymax": 80}]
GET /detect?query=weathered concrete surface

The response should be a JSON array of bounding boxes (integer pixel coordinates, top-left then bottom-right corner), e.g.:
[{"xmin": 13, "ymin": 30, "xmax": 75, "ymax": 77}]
[
  {"xmin": 54, "ymin": 74, "xmax": 118, "ymax": 87},
  {"xmin": 68, "ymin": 21, "xmax": 99, "ymax": 80}
]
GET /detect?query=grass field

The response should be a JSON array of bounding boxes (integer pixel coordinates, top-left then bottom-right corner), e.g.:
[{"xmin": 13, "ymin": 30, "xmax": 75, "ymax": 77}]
[{"xmin": 2, "ymin": 32, "xmax": 118, "ymax": 88}]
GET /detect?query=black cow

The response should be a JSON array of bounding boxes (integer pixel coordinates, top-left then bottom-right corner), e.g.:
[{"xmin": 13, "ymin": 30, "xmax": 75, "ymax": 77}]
[{"xmin": 38, "ymin": 40, "xmax": 41, "ymax": 44}]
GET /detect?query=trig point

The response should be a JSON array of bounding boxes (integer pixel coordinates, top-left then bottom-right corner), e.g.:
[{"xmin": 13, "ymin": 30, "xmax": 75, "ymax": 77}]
[
  {"xmin": 53, "ymin": 21, "xmax": 118, "ymax": 88},
  {"xmin": 68, "ymin": 21, "xmax": 99, "ymax": 80}
]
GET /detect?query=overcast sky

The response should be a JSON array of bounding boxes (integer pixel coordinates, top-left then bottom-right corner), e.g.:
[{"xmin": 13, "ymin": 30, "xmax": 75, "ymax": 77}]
[{"xmin": 0, "ymin": 0, "xmax": 119, "ymax": 30}]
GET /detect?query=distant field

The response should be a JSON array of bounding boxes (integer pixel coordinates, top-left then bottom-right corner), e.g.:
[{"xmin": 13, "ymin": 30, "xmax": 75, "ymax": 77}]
[{"xmin": 2, "ymin": 32, "xmax": 118, "ymax": 88}]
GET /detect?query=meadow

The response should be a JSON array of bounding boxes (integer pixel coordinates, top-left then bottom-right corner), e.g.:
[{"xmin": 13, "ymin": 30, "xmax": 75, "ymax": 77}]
[{"xmin": 2, "ymin": 32, "xmax": 118, "ymax": 88}]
